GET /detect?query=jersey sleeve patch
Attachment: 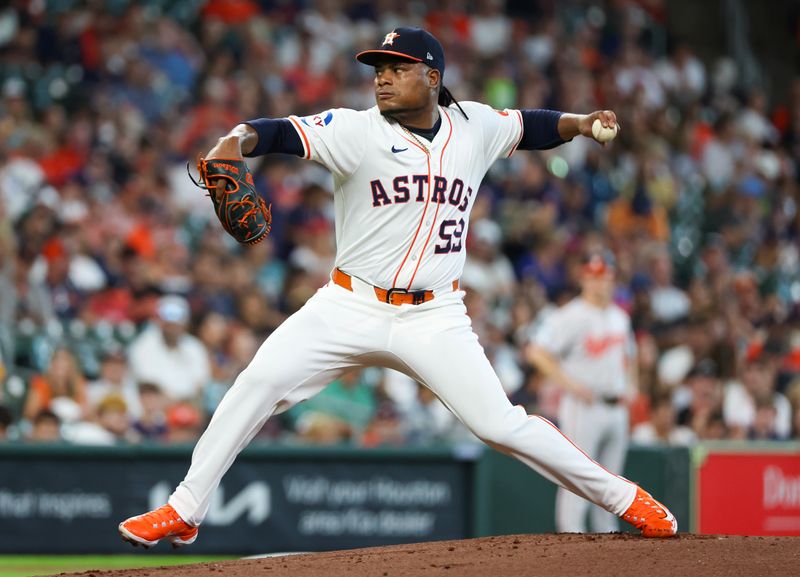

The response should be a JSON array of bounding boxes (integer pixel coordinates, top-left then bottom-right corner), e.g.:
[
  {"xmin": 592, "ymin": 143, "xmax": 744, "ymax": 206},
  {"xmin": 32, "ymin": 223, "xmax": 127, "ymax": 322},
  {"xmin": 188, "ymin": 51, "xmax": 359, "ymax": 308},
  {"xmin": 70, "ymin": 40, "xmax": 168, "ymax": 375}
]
[
  {"xmin": 288, "ymin": 108, "xmax": 367, "ymax": 176},
  {"xmin": 301, "ymin": 111, "xmax": 334, "ymax": 128}
]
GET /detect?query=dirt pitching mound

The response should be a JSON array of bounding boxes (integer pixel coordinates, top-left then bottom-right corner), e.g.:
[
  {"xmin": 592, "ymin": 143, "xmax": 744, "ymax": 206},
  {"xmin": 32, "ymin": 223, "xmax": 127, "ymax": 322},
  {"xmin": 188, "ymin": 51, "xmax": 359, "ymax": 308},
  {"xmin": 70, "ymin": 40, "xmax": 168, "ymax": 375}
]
[{"xmin": 56, "ymin": 533, "xmax": 799, "ymax": 577}]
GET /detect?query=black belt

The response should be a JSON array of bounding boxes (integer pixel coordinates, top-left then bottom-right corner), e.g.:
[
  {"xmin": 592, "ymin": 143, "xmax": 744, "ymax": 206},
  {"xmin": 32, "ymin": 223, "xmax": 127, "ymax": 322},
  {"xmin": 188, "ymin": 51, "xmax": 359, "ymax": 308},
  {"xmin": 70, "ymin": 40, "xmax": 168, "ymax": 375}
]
[{"xmin": 600, "ymin": 396, "xmax": 623, "ymax": 406}]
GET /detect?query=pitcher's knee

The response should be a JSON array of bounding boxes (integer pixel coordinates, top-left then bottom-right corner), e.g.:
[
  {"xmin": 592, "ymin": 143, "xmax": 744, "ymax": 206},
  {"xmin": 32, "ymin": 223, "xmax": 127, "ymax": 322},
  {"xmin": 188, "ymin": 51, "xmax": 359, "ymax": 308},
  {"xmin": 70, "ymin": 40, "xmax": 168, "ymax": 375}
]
[
  {"xmin": 232, "ymin": 367, "xmax": 261, "ymax": 390},
  {"xmin": 472, "ymin": 421, "xmax": 515, "ymax": 448},
  {"xmin": 233, "ymin": 367, "xmax": 308, "ymax": 414},
  {"xmin": 232, "ymin": 368, "xmax": 284, "ymax": 401},
  {"xmin": 470, "ymin": 406, "xmax": 531, "ymax": 449}
]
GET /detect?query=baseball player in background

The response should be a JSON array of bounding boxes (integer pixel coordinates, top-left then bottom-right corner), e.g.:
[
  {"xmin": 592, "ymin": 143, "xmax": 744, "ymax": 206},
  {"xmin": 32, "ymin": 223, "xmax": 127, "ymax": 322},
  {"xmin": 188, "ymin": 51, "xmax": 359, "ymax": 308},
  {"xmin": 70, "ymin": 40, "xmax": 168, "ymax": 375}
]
[
  {"xmin": 119, "ymin": 27, "xmax": 676, "ymax": 548},
  {"xmin": 528, "ymin": 251, "xmax": 637, "ymax": 533}
]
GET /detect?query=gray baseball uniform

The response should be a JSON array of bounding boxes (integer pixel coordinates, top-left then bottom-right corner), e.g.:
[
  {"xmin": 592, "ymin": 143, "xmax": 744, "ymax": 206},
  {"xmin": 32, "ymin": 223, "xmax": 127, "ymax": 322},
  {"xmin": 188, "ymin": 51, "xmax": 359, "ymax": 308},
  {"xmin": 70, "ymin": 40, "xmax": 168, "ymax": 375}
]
[{"xmin": 535, "ymin": 297, "xmax": 635, "ymax": 532}]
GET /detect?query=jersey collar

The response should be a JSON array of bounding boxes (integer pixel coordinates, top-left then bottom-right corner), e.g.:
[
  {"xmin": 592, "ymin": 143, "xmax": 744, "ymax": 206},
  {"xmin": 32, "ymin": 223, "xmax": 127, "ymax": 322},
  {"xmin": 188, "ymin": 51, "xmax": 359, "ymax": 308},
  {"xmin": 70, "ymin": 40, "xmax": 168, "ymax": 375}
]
[{"xmin": 385, "ymin": 106, "xmax": 452, "ymax": 153}]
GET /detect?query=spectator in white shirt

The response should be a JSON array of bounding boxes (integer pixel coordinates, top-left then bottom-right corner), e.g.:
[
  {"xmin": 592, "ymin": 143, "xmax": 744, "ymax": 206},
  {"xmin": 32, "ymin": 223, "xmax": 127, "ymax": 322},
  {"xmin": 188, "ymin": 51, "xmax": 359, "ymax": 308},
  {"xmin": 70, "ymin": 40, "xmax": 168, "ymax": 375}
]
[
  {"xmin": 461, "ymin": 219, "xmax": 516, "ymax": 308},
  {"xmin": 702, "ymin": 113, "xmax": 739, "ymax": 191},
  {"xmin": 632, "ymin": 393, "xmax": 696, "ymax": 446},
  {"xmin": 128, "ymin": 295, "xmax": 211, "ymax": 404},
  {"xmin": 654, "ymin": 42, "xmax": 706, "ymax": 103},
  {"xmin": 469, "ymin": 0, "xmax": 512, "ymax": 58},
  {"xmin": 648, "ymin": 249, "xmax": 690, "ymax": 324},
  {"xmin": 723, "ymin": 343, "xmax": 792, "ymax": 440},
  {"xmin": 737, "ymin": 89, "xmax": 778, "ymax": 144}
]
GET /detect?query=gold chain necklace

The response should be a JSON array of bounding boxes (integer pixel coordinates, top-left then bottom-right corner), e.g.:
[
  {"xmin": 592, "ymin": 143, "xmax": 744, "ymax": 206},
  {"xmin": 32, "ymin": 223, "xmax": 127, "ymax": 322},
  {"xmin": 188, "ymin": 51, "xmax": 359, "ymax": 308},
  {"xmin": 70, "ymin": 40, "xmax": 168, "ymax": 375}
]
[{"xmin": 398, "ymin": 123, "xmax": 431, "ymax": 156}]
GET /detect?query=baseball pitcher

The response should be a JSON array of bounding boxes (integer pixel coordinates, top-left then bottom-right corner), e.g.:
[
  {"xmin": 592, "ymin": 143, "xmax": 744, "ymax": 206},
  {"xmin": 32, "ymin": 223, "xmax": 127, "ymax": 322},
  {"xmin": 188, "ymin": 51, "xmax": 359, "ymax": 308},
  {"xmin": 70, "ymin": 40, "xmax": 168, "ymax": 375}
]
[{"xmin": 119, "ymin": 28, "xmax": 676, "ymax": 548}]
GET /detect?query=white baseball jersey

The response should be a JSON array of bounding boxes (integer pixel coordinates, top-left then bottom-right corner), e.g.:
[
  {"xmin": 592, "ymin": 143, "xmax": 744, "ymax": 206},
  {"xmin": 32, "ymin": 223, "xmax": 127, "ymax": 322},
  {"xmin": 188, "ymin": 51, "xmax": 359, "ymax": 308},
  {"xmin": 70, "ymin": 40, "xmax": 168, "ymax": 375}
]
[
  {"xmin": 535, "ymin": 298, "xmax": 634, "ymax": 398},
  {"xmin": 165, "ymin": 102, "xmax": 641, "ymax": 533},
  {"xmin": 287, "ymin": 102, "xmax": 524, "ymax": 290}
]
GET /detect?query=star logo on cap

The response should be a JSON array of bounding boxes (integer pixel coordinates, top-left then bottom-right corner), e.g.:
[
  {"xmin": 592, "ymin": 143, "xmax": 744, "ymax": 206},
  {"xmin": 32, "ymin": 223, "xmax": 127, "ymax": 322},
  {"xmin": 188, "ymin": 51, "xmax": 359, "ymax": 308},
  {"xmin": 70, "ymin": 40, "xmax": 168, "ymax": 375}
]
[{"xmin": 382, "ymin": 31, "xmax": 400, "ymax": 46}]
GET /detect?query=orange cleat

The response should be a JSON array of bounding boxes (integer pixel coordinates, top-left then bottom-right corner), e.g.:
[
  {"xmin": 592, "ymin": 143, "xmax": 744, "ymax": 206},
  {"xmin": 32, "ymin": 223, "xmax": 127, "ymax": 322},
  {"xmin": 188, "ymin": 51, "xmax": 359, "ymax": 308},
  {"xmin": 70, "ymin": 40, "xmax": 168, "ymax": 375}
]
[
  {"xmin": 621, "ymin": 486, "xmax": 678, "ymax": 537},
  {"xmin": 119, "ymin": 504, "xmax": 198, "ymax": 549}
]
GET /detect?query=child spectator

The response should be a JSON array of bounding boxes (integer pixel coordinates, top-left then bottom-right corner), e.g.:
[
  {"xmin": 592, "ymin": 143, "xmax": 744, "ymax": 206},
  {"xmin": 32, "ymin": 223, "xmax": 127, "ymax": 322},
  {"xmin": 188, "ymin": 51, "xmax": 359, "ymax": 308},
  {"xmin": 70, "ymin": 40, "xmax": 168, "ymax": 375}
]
[
  {"xmin": 132, "ymin": 382, "xmax": 169, "ymax": 441},
  {"xmin": 87, "ymin": 348, "xmax": 141, "ymax": 419},
  {"xmin": 28, "ymin": 409, "xmax": 61, "ymax": 443}
]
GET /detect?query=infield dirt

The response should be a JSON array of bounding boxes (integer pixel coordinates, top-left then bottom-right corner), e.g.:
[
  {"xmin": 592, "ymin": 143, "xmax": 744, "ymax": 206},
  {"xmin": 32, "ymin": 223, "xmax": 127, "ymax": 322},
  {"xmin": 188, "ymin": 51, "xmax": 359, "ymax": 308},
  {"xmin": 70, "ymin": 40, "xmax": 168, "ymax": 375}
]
[{"xmin": 52, "ymin": 533, "xmax": 799, "ymax": 577}]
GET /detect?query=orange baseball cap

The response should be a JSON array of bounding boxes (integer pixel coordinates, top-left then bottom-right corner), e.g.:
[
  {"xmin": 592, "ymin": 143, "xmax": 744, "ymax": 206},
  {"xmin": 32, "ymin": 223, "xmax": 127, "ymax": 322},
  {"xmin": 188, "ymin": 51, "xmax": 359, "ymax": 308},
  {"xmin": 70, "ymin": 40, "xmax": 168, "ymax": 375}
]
[{"xmin": 581, "ymin": 250, "xmax": 616, "ymax": 276}]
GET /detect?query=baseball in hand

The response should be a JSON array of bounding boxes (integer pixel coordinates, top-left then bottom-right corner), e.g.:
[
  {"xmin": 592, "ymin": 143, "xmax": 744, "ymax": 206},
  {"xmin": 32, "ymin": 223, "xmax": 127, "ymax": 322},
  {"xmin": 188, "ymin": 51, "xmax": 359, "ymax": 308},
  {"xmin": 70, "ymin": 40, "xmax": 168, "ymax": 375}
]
[{"xmin": 591, "ymin": 118, "xmax": 618, "ymax": 144}]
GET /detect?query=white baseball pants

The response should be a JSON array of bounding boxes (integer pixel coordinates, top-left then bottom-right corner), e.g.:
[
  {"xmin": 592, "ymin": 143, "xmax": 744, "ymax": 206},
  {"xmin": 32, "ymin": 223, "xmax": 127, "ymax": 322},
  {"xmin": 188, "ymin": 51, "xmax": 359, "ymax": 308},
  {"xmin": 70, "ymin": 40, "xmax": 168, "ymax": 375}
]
[
  {"xmin": 169, "ymin": 280, "xmax": 637, "ymax": 526},
  {"xmin": 555, "ymin": 396, "xmax": 630, "ymax": 532}
]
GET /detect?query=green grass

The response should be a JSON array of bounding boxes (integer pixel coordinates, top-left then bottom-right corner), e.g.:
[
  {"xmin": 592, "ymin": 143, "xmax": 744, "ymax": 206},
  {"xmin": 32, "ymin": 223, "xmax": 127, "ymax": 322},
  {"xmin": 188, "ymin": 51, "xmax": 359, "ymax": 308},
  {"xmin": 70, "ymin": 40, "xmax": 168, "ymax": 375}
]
[{"xmin": 0, "ymin": 555, "xmax": 236, "ymax": 577}]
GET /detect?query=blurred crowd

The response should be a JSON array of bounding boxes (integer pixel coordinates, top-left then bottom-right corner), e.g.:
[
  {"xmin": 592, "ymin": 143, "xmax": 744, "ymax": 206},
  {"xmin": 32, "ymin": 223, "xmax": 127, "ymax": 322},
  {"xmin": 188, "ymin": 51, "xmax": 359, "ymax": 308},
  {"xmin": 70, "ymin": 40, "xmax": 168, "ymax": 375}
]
[{"xmin": 0, "ymin": 0, "xmax": 799, "ymax": 447}]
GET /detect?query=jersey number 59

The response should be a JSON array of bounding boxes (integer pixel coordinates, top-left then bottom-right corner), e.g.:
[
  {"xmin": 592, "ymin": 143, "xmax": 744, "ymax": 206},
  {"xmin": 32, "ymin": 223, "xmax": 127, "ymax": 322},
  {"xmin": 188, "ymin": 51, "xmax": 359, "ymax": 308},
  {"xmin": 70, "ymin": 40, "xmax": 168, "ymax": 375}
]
[{"xmin": 434, "ymin": 218, "xmax": 465, "ymax": 254}]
